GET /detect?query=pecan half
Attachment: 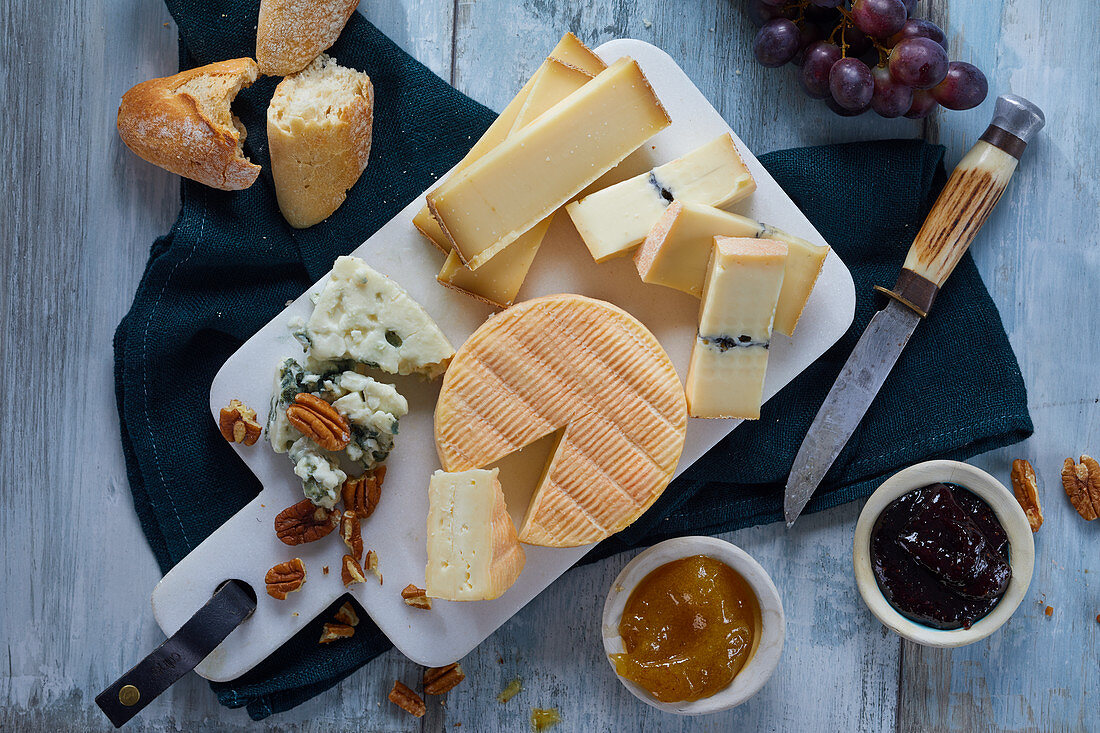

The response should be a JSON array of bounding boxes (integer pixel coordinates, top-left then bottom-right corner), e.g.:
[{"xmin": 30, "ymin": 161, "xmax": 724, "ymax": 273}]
[
  {"xmin": 286, "ymin": 393, "xmax": 350, "ymax": 451},
  {"xmin": 364, "ymin": 550, "xmax": 382, "ymax": 585},
  {"xmin": 1062, "ymin": 456, "xmax": 1100, "ymax": 521},
  {"xmin": 319, "ymin": 622, "xmax": 355, "ymax": 644},
  {"xmin": 218, "ymin": 399, "xmax": 262, "ymax": 445},
  {"xmin": 342, "ymin": 554, "xmax": 367, "ymax": 587},
  {"xmin": 265, "ymin": 558, "xmax": 306, "ymax": 600},
  {"xmin": 1010, "ymin": 459, "xmax": 1043, "ymax": 531},
  {"xmin": 424, "ymin": 662, "xmax": 465, "ymax": 695},
  {"xmin": 334, "ymin": 601, "xmax": 360, "ymax": 627},
  {"xmin": 275, "ymin": 500, "xmax": 339, "ymax": 545},
  {"xmin": 340, "ymin": 511, "xmax": 363, "ymax": 561},
  {"xmin": 388, "ymin": 681, "xmax": 426, "ymax": 718},
  {"xmin": 401, "ymin": 584, "xmax": 432, "ymax": 610},
  {"xmin": 342, "ymin": 466, "xmax": 386, "ymax": 519}
]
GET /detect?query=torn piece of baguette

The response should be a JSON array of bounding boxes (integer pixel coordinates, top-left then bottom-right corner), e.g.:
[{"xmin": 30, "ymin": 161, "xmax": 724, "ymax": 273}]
[
  {"xmin": 256, "ymin": 0, "xmax": 359, "ymax": 76},
  {"xmin": 267, "ymin": 54, "xmax": 373, "ymax": 228},
  {"xmin": 116, "ymin": 58, "xmax": 261, "ymax": 191}
]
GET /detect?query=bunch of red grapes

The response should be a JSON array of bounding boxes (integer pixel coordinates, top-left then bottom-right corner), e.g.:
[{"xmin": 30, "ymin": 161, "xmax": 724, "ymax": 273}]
[{"xmin": 748, "ymin": 0, "xmax": 988, "ymax": 118}]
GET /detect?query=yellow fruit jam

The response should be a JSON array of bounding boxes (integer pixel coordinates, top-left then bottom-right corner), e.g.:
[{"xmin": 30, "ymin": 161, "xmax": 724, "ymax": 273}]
[{"xmin": 611, "ymin": 554, "xmax": 761, "ymax": 703}]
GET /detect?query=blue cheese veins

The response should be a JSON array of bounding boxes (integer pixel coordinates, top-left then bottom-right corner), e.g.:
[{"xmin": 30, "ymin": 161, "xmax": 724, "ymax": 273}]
[{"xmin": 303, "ymin": 256, "xmax": 455, "ymax": 378}]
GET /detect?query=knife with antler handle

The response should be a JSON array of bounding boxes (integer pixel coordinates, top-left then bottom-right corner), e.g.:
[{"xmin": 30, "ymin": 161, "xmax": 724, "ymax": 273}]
[{"xmin": 784, "ymin": 94, "xmax": 1045, "ymax": 528}]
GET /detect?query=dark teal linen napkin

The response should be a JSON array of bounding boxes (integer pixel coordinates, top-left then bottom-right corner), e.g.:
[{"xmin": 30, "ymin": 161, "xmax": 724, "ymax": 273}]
[{"xmin": 113, "ymin": 0, "xmax": 1031, "ymax": 720}]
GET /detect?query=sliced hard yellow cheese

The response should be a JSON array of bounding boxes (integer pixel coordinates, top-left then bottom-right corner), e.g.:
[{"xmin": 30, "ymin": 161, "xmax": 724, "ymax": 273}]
[
  {"xmin": 634, "ymin": 201, "xmax": 828, "ymax": 336},
  {"xmin": 434, "ymin": 294, "xmax": 687, "ymax": 547},
  {"xmin": 427, "ymin": 58, "xmax": 671, "ymax": 270},
  {"xmin": 566, "ymin": 134, "xmax": 756, "ymax": 262},
  {"xmin": 425, "ymin": 468, "xmax": 525, "ymax": 601},
  {"xmin": 436, "ymin": 215, "xmax": 554, "ymax": 308},
  {"xmin": 413, "ymin": 33, "xmax": 605, "ymax": 251},
  {"xmin": 512, "ymin": 59, "xmax": 596, "ymax": 131},
  {"xmin": 686, "ymin": 237, "xmax": 787, "ymax": 419}
]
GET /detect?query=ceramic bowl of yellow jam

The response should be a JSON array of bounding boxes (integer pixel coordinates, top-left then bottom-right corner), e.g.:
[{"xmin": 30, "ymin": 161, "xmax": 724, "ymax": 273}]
[{"xmin": 601, "ymin": 536, "xmax": 785, "ymax": 714}]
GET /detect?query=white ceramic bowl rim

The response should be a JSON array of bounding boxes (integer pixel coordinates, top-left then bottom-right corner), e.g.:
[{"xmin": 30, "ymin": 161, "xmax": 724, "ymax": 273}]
[
  {"xmin": 601, "ymin": 536, "xmax": 785, "ymax": 715},
  {"xmin": 852, "ymin": 460, "xmax": 1035, "ymax": 647}
]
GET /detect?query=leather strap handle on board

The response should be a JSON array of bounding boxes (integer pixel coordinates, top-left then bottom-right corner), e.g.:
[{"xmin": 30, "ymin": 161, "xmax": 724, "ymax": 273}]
[
  {"xmin": 95, "ymin": 580, "xmax": 256, "ymax": 728},
  {"xmin": 876, "ymin": 94, "xmax": 1045, "ymax": 317}
]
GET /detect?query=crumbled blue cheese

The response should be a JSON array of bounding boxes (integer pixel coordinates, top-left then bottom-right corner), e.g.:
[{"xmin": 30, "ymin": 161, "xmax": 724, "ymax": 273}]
[
  {"xmin": 303, "ymin": 256, "xmax": 455, "ymax": 378},
  {"xmin": 267, "ymin": 359, "xmax": 408, "ymax": 504},
  {"xmin": 288, "ymin": 437, "xmax": 346, "ymax": 508}
]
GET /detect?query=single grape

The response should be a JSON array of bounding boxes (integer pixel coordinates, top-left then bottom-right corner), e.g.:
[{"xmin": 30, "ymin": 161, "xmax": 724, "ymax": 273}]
[
  {"xmin": 870, "ymin": 64, "xmax": 913, "ymax": 117},
  {"xmin": 830, "ymin": 57, "xmax": 875, "ymax": 110},
  {"xmin": 753, "ymin": 18, "xmax": 802, "ymax": 67},
  {"xmin": 888, "ymin": 19, "xmax": 947, "ymax": 49},
  {"xmin": 793, "ymin": 23, "xmax": 825, "ymax": 66},
  {"xmin": 931, "ymin": 61, "xmax": 988, "ymax": 110},
  {"xmin": 904, "ymin": 89, "xmax": 939, "ymax": 118},
  {"xmin": 852, "ymin": 0, "xmax": 908, "ymax": 39},
  {"xmin": 826, "ymin": 94, "xmax": 870, "ymax": 116},
  {"xmin": 889, "ymin": 37, "xmax": 949, "ymax": 89},
  {"xmin": 842, "ymin": 23, "xmax": 874, "ymax": 57},
  {"xmin": 746, "ymin": 0, "xmax": 794, "ymax": 27},
  {"xmin": 799, "ymin": 41, "xmax": 843, "ymax": 99}
]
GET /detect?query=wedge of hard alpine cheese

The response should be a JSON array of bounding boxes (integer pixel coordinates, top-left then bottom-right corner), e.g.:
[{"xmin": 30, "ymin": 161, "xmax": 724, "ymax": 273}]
[
  {"xmin": 686, "ymin": 237, "xmax": 787, "ymax": 419},
  {"xmin": 427, "ymin": 58, "xmax": 671, "ymax": 270},
  {"xmin": 434, "ymin": 294, "xmax": 687, "ymax": 547},
  {"xmin": 437, "ymin": 216, "xmax": 554, "ymax": 308},
  {"xmin": 634, "ymin": 201, "xmax": 829, "ymax": 336},
  {"xmin": 425, "ymin": 468, "xmax": 526, "ymax": 601},
  {"xmin": 566, "ymin": 134, "xmax": 755, "ymax": 262},
  {"xmin": 412, "ymin": 33, "xmax": 606, "ymax": 252},
  {"xmin": 304, "ymin": 256, "xmax": 454, "ymax": 378}
]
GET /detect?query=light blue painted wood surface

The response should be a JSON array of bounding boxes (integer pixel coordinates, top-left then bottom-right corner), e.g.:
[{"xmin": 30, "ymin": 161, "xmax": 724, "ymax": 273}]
[{"xmin": 1, "ymin": 0, "xmax": 1097, "ymax": 730}]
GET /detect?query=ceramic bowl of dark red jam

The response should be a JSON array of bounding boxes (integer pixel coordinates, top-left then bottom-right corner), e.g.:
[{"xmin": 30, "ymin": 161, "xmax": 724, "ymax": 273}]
[
  {"xmin": 602, "ymin": 536, "xmax": 785, "ymax": 714},
  {"xmin": 853, "ymin": 460, "xmax": 1034, "ymax": 647}
]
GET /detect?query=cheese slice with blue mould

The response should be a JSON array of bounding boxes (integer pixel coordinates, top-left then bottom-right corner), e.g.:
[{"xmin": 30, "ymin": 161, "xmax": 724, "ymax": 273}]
[
  {"xmin": 426, "ymin": 468, "xmax": 525, "ymax": 601},
  {"xmin": 685, "ymin": 236, "xmax": 787, "ymax": 420},
  {"xmin": 427, "ymin": 57, "xmax": 671, "ymax": 270},
  {"xmin": 566, "ymin": 134, "xmax": 756, "ymax": 262},
  {"xmin": 635, "ymin": 201, "xmax": 828, "ymax": 336}
]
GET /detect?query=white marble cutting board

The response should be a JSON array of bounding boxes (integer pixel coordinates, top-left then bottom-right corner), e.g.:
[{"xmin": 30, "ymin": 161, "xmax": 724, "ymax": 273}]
[{"xmin": 149, "ymin": 38, "xmax": 856, "ymax": 680}]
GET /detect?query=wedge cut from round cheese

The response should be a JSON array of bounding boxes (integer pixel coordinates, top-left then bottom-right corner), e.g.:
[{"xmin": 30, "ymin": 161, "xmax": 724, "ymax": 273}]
[
  {"xmin": 425, "ymin": 468, "xmax": 525, "ymax": 601},
  {"xmin": 434, "ymin": 294, "xmax": 687, "ymax": 547}
]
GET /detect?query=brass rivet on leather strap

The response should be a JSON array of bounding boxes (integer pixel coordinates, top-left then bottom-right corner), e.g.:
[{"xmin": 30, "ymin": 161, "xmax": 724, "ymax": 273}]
[{"xmin": 119, "ymin": 685, "xmax": 140, "ymax": 706}]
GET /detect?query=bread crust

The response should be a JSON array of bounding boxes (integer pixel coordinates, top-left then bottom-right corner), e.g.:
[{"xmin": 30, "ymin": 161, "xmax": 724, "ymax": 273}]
[
  {"xmin": 267, "ymin": 59, "xmax": 373, "ymax": 228},
  {"xmin": 257, "ymin": 0, "xmax": 359, "ymax": 76},
  {"xmin": 116, "ymin": 58, "xmax": 261, "ymax": 191}
]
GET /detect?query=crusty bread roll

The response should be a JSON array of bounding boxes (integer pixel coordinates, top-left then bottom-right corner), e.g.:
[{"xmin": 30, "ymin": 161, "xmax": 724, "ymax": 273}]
[
  {"xmin": 257, "ymin": 0, "xmax": 359, "ymax": 76},
  {"xmin": 117, "ymin": 58, "xmax": 261, "ymax": 191},
  {"xmin": 267, "ymin": 55, "xmax": 373, "ymax": 228}
]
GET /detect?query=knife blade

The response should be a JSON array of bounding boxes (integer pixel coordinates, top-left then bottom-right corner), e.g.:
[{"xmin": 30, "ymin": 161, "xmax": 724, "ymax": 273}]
[{"xmin": 784, "ymin": 94, "xmax": 1046, "ymax": 528}]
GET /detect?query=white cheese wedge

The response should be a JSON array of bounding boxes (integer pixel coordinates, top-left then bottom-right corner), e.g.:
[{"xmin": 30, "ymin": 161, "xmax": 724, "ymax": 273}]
[
  {"xmin": 685, "ymin": 237, "xmax": 787, "ymax": 420},
  {"xmin": 437, "ymin": 215, "xmax": 554, "ymax": 308},
  {"xmin": 566, "ymin": 134, "xmax": 756, "ymax": 262},
  {"xmin": 434, "ymin": 294, "xmax": 687, "ymax": 547},
  {"xmin": 427, "ymin": 58, "xmax": 671, "ymax": 270},
  {"xmin": 304, "ymin": 256, "xmax": 454, "ymax": 378},
  {"xmin": 425, "ymin": 468, "xmax": 526, "ymax": 601},
  {"xmin": 634, "ymin": 201, "xmax": 829, "ymax": 336},
  {"xmin": 412, "ymin": 33, "xmax": 606, "ymax": 252}
]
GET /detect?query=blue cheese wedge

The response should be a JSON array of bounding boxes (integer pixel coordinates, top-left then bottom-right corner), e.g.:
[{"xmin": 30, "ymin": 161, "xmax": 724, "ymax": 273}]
[
  {"xmin": 566, "ymin": 134, "xmax": 755, "ymax": 262},
  {"xmin": 267, "ymin": 358, "xmax": 408, "ymax": 505},
  {"xmin": 304, "ymin": 256, "xmax": 455, "ymax": 378},
  {"xmin": 685, "ymin": 237, "xmax": 788, "ymax": 420}
]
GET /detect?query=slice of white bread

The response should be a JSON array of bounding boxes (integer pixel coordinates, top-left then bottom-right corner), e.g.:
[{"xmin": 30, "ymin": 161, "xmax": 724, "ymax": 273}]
[
  {"xmin": 116, "ymin": 58, "xmax": 261, "ymax": 191},
  {"xmin": 256, "ymin": 0, "xmax": 359, "ymax": 76},
  {"xmin": 267, "ymin": 54, "xmax": 374, "ymax": 228}
]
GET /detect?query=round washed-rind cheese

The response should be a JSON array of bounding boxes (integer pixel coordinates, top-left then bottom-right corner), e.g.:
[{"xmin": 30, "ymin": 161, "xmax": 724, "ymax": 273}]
[{"xmin": 434, "ymin": 294, "xmax": 687, "ymax": 547}]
